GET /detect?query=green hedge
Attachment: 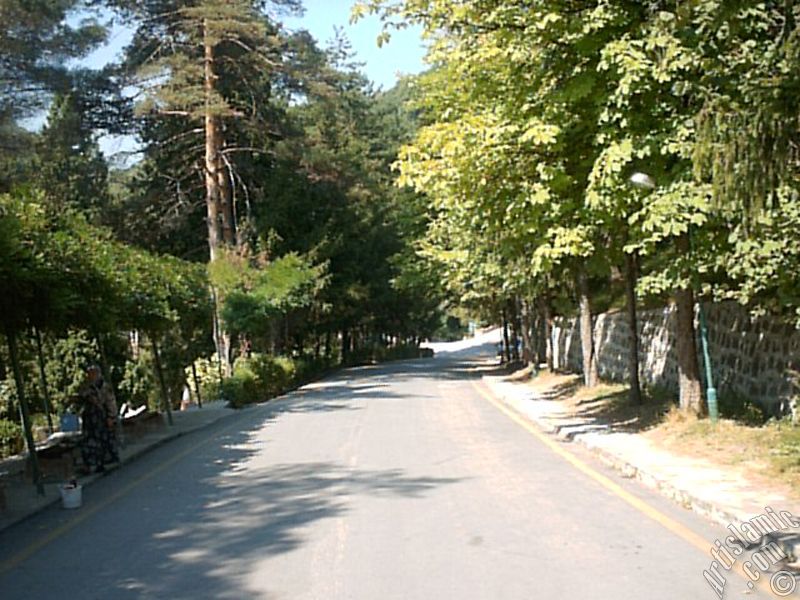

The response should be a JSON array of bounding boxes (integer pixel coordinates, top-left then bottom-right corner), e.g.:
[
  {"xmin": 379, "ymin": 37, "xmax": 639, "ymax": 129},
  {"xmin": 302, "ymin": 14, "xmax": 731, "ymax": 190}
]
[
  {"xmin": 219, "ymin": 345, "xmax": 433, "ymax": 409},
  {"xmin": 345, "ymin": 343, "xmax": 434, "ymax": 366},
  {"xmin": 222, "ymin": 354, "xmax": 332, "ymax": 408}
]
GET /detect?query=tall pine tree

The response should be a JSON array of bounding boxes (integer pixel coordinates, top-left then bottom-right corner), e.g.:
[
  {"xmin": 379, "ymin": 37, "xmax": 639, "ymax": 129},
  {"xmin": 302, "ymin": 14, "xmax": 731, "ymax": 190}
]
[{"xmin": 117, "ymin": 0, "xmax": 301, "ymax": 370}]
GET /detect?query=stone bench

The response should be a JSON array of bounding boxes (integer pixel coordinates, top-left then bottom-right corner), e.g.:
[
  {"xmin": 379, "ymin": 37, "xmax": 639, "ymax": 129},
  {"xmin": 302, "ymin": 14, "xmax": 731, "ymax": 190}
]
[
  {"xmin": 34, "ymin": 443, "xmax": 79, "ymax": 481},
  {"xmin": 20, "ymin": 439, "xmax": 80, "ymax": 482}
]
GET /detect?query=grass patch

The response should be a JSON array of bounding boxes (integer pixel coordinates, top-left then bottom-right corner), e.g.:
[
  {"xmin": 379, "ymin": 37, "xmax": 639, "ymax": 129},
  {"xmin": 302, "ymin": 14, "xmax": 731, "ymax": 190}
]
[{"xmin": 649, "ymin": 408, "xmax": 800, "ymax": 494}]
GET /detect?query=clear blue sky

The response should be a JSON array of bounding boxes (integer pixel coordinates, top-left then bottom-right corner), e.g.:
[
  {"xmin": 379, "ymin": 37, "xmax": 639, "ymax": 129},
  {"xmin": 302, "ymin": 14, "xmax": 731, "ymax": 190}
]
[{"xmin": 284, "ymin": 1, "xmax": 427, "ymax": 90}]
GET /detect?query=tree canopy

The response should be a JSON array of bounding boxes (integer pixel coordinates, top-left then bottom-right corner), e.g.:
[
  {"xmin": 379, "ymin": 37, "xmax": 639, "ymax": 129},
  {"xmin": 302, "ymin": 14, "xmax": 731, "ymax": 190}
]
[
  {"xmin": 0, "ymin": 0, "xmax": 446, "ymax": 460},
  {"xmin": 356, "ymin": 0, "xmax": 800, "ymax": 414}
]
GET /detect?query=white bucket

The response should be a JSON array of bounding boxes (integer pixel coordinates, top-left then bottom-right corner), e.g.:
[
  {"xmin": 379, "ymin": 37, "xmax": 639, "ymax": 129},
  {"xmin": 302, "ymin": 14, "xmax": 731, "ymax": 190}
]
[{"xmin": 59, "ymin": 484, "xmax": 82, "ymax": 509}]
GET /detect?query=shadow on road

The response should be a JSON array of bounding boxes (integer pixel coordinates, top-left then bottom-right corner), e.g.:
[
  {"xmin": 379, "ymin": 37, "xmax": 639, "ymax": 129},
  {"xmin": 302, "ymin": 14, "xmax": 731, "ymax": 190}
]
[
  {"xmin": 99, "ymin": 347, "xmax": 500, "ymax": 597},
  {"xmin": 90, "ymin": 418, "xmax": 464, "ymax": 599},
  {"xmin": 0, "ymin": 337, "xmax": 497, "ymax": 599}
]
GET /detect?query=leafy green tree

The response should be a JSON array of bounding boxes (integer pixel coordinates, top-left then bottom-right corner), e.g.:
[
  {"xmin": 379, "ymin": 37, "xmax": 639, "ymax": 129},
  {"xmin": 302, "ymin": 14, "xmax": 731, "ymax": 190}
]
[
  {"xmin": 209, "ymin": 250, "xmax": 325, "ymax": 353},
  {"xmin": 1, "ymin": 188, "xmax": 213, "ymax": 464},
  {"xmin": 35, "ymin": 94, "xmax": 110, "ymax": 219},
  {"xmin": 690, "ymin": 2, "xmax": 800, "ymax": 326},
  {"xmin": 0, "ymin": 1, "xmax": 110, "ymax": 200},
  {"xmin": 359, "ymin": 0, "xmax": 793, "ymax": 413},
  {"xmin": 115, "ymin": 0, "xmax": 311, "ymax": 371},
  {"xmin": 366, "ymin": 1, "xmax": 614, "ymax": 383},
  {"xmin": 252, "ymin": 36, "xmax": 441, "ymax": 359},
  {"xmin": 0, "ymin": 0, "xmax": 107, "ymax": 123}
]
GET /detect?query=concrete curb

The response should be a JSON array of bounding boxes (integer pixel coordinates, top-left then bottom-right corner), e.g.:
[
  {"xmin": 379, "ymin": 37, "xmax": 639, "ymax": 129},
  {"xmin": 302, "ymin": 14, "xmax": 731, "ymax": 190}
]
[
  {"xmin": 481, "ymin": 374, "xmax": 800, "ymax": 561},
  {"xmin": 0, "ymin": 407, "xmax": 238, "ymax": 534}
]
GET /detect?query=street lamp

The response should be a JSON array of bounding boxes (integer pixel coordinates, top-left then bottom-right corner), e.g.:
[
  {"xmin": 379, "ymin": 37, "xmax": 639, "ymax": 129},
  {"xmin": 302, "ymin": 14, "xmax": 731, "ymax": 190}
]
[
  {"xmin": 628, "ymin": 172, "xmax": 719, "ymax": 423},
  {"xmin": 629, "ymin": 172, "xmax": 656, "ymax": 191}
]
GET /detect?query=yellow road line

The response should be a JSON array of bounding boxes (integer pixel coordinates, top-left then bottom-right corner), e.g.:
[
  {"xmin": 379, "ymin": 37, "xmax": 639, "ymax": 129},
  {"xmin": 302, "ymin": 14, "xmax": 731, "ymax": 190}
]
[
  {"xmin": 471, "ymin": 379, "xmax": 778, "ymax": 597},
  {"xmin": 471, "ymin": 379, "xmax": 709, "ymax": 551},
  {"xmin": 0, "ymin": 412, "xmax": 249, "ymax": 575}
]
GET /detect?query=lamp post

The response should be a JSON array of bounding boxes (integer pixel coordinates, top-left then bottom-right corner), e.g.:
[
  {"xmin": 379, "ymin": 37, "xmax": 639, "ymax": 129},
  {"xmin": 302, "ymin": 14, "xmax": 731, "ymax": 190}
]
[{"xmin": 629, "ymin": 172, "xmax": 719, "ymax": 423}]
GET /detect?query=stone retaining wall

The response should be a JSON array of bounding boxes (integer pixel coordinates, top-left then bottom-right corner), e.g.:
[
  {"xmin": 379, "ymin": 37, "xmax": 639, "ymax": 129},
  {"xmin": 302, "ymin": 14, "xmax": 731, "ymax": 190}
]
[{"xmin": 551, "ymin": 302, "xmax": 800, "ymax": 415}]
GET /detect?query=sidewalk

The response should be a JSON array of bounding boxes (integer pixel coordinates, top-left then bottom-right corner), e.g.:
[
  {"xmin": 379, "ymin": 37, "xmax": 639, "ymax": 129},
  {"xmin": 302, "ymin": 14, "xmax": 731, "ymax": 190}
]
[
  {"xmin": 0, "ymin": 401, "xmax": 235, "ymax": 533},
  {"xmin": 482, "ymin": 371, "xmax": 800, "ymax": 563}
]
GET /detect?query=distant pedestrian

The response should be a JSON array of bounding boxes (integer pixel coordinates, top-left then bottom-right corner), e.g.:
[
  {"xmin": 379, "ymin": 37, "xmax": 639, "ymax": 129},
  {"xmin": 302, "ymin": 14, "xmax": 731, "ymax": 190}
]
[
  {"xmin": 181, "ymin": 384, "xmax": 192, "ymax": 411},
  {"xmin": 78, "ymin": 365, "xmax": 119, "ymax": 473}
]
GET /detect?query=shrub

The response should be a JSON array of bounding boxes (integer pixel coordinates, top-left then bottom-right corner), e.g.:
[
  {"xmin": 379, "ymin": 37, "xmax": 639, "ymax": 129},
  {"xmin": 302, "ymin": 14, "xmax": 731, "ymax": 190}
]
[
  {"xmin": 119, "ymin": 355, "xmax": 155, "ymax": 410},
  {"xmin": 269, "ymin": 356, "xmax": 297, "ymax": 394},
  {"xmin": 348, "ymin": 343, "xmax": 433, "ymax": 365},
  {"xmin": 222, "ymin": 354, "xmax": 336, "ymax": 408},
  {"xmin": 294, "ymin": 356, "xmax": 334, "ymax": 382},
  {"xmin": 246, "ymin": 354, "xmax": 291, "ymax": 397},
  {"xmin": 184, "ymin": 355, "xmax": 226, "ymax": 404},
  {"xmin": 222, "ymin": 347, "xmax": 424, "ymax": 410},
  {"xmin": 0, "ymin": 419, "xmax": 24, "ymax": 458},
  {"xmin": 221, "ymin": 366, "xmax": 262, "ymax": 408},
  {"xmin": 388, "ymin": 344, "xmax": 431, "ymax": 360},
  {"xmin": 719, "ymin": 392, "xmax": 768, "ymax": 426}
]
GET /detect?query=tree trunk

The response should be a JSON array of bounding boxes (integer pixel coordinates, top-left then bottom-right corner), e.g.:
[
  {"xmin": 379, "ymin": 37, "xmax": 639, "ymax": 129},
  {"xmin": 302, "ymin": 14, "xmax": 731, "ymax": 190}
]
[
  {"xmin": 218, "ymin": 147, "xmax": 235, "ymax": 247},
  {"xmin": 211, "ymin": 289, "xmax": 231, "ymax": 377},
  {"xmin": 33, "ymin": 327, "xmax": 54, "ymax": 434},
  {"xmin": 539, "ymin": 296, "xmax": 554, "ymax": 371},
  {"xmin": 520, "ymin": 298, "xmax": 535, "ymax": 365},
  {"xmin": 510, "ymin": 297, "xmax": 521, "ymax": 362},
  {"xmin": 624, "ymin": 252, "xmax": 643, "ymax": 405},
  {"xmin": 532, "ymin": 311, "xmax": 544, "ymax": 365},
  {"xmin": 191, "ymin": 362, "xmax": 203, "ymax": 409},
  {"xmin": 577, "ymin": 268, "xmax": 599, "ymax": 387},
  {"xmin": 204, "ymin": 40, "xmax": 222, "ymax": 262},
  {"xmin": 675, "ymin": 234, "xmax": 704, "ymax": 413},
  {"xmin": 129, "ymin": 330, "xmax": 140, "ymax": 360},
  {"xmin": 341, "ymin": 330, "xmax": 351, "ymax": 364},
  {"xmin": 95, "ymin": 332, "xmax": 111, "ymax": 384},
  {"xmin": 542, "ymin": 298, "xmax": 555, "ymax": 372},
  {"xmin": 5, "ymin": 326, "xmax": 43, "ymax": 495},
  {"xmin": 204, "ymin": 20, "xmax": 233, "ymax": 376},
  {"xmin": 501, "ymin": 309, "xmax": 511, "ymax": 363},
  {"xmin": 506, "ymin": 298, "xmax": 519, "ymax": 362},
  {"xmin": 150, "ymin": 335, "xmax": 174, "ymax": 426}
]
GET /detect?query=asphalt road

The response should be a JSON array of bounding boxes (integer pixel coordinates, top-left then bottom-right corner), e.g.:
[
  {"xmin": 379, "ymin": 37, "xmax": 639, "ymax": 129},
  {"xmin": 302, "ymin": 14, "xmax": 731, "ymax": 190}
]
[{"xmin": 0, "ymin": 337, "xmax": 783, "ymax": 599}]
